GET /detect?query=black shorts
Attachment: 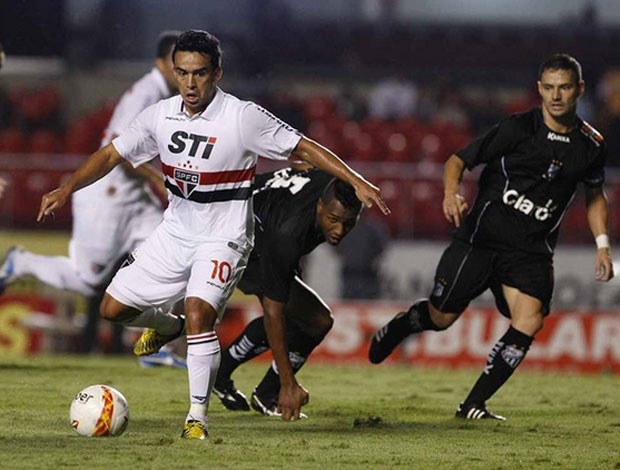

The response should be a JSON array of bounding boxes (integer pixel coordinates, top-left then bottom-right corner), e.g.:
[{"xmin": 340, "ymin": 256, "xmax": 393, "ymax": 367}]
[
  {"xmin": 236, "ymin": 261, "xmax": 263, "ymax": 297},
  {"xmin": 430, "ymin": 239, "xmax": 553, "ymax": 318}
]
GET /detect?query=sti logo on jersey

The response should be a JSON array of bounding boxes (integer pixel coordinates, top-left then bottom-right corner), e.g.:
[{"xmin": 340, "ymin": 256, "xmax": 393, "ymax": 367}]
[
  {"xmin": 168, "ymin": 131, "xmax": 217, "ymax": 159},
  {"xmin": 174, "ymin": 168, "xmax": 200, "ymax": 197}
]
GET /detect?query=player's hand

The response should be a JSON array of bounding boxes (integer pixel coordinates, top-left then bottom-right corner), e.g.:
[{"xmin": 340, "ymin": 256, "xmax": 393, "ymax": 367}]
[
  {"xmin": 443, "ymin": 192, "xmax": 468, "ymax": 227},
  {"xmin": 277, "ymin": 382, "xmax": 309, "ymax": 421},
  {"xmin": 595, "ymin": 247, "xmax": 614, "ymax": 282},
  {"xmin": 354, "ymin": 180, "xmax": 390, "ymax": 215},
  {"xmin": 0, "ymin": 177, "xmax": 7, "ymax": 200},
  {"xmin": 38, "ymin": 187, "xmax": 69, "ymax": 222}
]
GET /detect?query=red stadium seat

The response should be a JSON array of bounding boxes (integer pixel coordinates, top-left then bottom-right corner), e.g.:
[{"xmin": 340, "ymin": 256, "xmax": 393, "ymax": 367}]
[
  {"xmin": 347, "ymin": 132, "xmax": 381, "ymax": 162},
  {"xmin": 0, "ymin": 128, "xmax": 27, "ymax": 153},
  {"xmin": 410, "ymin": 178, "xmax": 450, "ymax": 238},
  {"xmin": 64, "ymin": 119, "xmax": 101, "ymax": 155},
  {"xmin": 29, "ymin": 130, "xmax": 61, "ymax": 154},
  {"xmin": 15, "ymin": 87, "xmax": 62, "ymax": 125},
  {"xmin": 302, "ymin": 95, "xmax": 336, "ymax": 121},
  {"xmin": 385, "ymin": 132, "xmax": 413, "ymax": 163},
  {"xmin": 419, "ymin": 132, "xmax": 447, "ymax": 162}
]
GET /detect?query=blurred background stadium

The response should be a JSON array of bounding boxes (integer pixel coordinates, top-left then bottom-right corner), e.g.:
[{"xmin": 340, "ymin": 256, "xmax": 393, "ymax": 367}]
[{"xmin": 0, "ymin": 0, "xmax": 619, "ymax": 372}]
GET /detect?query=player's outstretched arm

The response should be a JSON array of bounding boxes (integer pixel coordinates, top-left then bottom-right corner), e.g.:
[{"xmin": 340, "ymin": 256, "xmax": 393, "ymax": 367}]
[
  {"xmin": 585, "ymin": 185, "xmax": 614, "ymax": 282},
  {"xmin": 38, "ymin": 143, "xmax": 124, "ymax": 222},
  {"xmin": 261, "ymin": 296, "xmax": 309, "ymax": 421},
  {"xmin": 442, "ymin": 154, "xmax": 469, "ymax": 227},
  {"xmin": 291, "ymin": 137, "xmax": 390, "ymax": 215}
]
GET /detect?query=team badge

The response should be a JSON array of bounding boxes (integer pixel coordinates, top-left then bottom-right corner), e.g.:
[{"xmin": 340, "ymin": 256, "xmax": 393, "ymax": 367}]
[
  {"xmin": 432, "ymin": 280, "xmax": 445, "ymax": 297},
  {"xmin": 501, "ymin": 345, "xmax": 525, "ymax": 368},
  {"xmin": 543, "ymin": 159, "xmax": 562, "ymax": 180},
  {"xmin": 173, "ymin": 168, "xmax": 200, "ymax": 198}
]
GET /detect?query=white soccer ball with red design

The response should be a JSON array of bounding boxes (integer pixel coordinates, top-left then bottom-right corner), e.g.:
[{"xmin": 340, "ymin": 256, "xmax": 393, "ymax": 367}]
[{"xmin": 69, "ymin": 384, "xmax": 129, "ymax": 437}]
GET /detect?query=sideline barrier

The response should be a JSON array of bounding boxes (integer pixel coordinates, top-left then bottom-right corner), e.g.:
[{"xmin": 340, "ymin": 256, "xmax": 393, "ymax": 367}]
[{"xmin": 2, "ymin": 294, "xmax": 618, "ymax": 374}]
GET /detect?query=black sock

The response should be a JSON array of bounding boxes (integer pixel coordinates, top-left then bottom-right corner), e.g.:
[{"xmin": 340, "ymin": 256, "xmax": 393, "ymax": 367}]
[
  {"xmin": 408, "ymin": 299, "xmax": 442, "ymax": 332},
  {"xmin": 217, "ymin": 317, "xmax": 269, "ymax": 385},
  {"xmin": 255, "ymin": 322, "xmax": 325, "ymax": 402},
  {"xmin": 463, "ymin": 325, "xmax": 533, "ymax": 407}
]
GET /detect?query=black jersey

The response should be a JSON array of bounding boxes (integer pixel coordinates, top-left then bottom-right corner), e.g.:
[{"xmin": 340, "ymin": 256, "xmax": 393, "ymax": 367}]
[
  {"xmin": 237, "ymin": 167, "xmax": 333, "ymax": 302},
  {"xmin": 455, "ymin": 107, "xmax": 607, "ymax": 255}
]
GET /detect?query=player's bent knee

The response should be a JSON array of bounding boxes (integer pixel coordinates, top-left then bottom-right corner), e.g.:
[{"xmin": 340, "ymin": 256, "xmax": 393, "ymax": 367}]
[
  {"xmin": 428, "ymin": 303, "xmax": 459, "ymax": 330},
  {"xmin": 313, "ymin": 311, "xmax": 334, "ymax": 336},
  {"xmin": 185, "ymin": 297, "xmax": 218, "ymax": 334},
  {"xmin": 511, "ymin": 312, "xmax": 544, "ymax": 337},
  {"xmin": 99, "ymin": 294, "xmax": 127, "ymax": 321}
]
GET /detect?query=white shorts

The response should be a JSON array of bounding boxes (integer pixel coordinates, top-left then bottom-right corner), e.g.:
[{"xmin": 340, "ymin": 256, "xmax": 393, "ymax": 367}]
[
  {"xmin": 106, "ymin": 224, "xmax": 250, "ymax": 318},
  {"xmin": 70, "ymin": 198, "xmax": 162, "ymax": 287}
]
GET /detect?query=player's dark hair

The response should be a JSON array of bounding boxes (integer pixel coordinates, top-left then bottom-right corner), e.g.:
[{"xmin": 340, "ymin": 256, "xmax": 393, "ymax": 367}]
[
  {"xmin": 539, "ymin": 53, "xmax": 582, "ymax": 83},
  {"xmin": 172, "ymin": 29, "xmax": 222, "ymax": 70},
  {"xmin": 321, "ymin": 178, "xmax": 363, "ymax": 213},
  {"xmin": 156, "ymin": 31, "xmax": 181, "ymax": 59}
]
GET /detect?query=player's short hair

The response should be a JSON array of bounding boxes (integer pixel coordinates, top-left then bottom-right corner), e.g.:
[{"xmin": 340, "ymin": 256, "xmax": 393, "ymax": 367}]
[
  {"xmin": 156, "ymin": 31, "xmax": 181, "ymax": 59},
  {"xmin": 321, "ymin": 178, "xmax": 363, "ymax": 214},
  {"xmin": 172, "ymin": 30, "xmax": 222, "ymax": 70},
  {"xmin": 538, "ymin": 53, "xmax": 583, "ymax": 83}
]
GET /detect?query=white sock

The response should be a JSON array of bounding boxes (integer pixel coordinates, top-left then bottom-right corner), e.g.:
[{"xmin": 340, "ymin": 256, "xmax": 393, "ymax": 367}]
[
  {"xmin": 122, "ymin": 306, "xmax": 183, "ymax": 335},
  {"xmin": 12, "ymin": 250, "xmax": 96, "ymax": 296},
  {"xmin": 186, "ymin": 332, "xmax": 221, "ymax": 424}
]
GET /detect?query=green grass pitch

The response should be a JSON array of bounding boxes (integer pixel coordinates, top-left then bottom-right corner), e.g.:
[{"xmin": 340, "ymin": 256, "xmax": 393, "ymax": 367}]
[{"xmin": 0, "ymin": 355, "xmax": 618, "ymax": 469}]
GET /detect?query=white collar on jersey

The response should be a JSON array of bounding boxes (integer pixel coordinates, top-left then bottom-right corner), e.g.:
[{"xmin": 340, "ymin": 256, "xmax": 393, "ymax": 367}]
[{"xmin": 177, "ymin": 87, "xmax": 224, "ymax": 120}]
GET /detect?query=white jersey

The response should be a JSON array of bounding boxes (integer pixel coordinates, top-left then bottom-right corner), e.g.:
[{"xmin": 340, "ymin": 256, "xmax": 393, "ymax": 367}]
[
  {"xmin": 74, "ymin": 67, "xmax": 171, "ymax": 206},
  {"xmin": 112, "ymin": 88, "xmax": 301, "ymax": 247}
]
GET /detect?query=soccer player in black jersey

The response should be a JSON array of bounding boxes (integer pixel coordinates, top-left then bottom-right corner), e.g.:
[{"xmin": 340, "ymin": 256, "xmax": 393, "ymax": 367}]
[
  {"xmin": 369, "ymin": 53, "xmax": 614, "ymax": 420},
  {"xmin": 213, "ymin": 167, "xmax": 362, "ymax": 416}
]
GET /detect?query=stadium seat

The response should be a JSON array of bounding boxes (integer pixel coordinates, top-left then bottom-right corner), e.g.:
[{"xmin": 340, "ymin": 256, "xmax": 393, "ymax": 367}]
[
  {"xmin": 15, "ymin": 86, "xmax": 62, "ymax": 126},
  {"xmin": 385, "ymin": 132, "xmax": 413, "ymax": 162},
  {"xmin": 0, "ymin": 128, "xmax": 27, "ymax": 153},
  {"xmin": 302, "ymin": 95, "xmax": 336, "ymax": 121},
  {"xmin": 28, "ymin": 129, "xmax": 61, "ymax": 154},
  {"xmin": 347, "ymin": 132, "xmax": 381, "ymax": 162},
  {"xmin": 410, "ymin": 179, "xmax": 451, "ymax": 238},
  {"xmin": 419, "ymin": 132, "xmax": 447, "ymax": 162},
  {"xmin": 64, "ymin": 119, "xmax": 100, "ymax": 155},
  {"xmin": 305, "ymin": 119, "xmax": 344, "ymax": 155}
]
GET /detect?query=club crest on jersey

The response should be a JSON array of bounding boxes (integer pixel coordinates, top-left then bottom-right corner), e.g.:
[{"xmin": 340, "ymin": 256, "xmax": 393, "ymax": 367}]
[
  {"xmin": 173, "ymin": 168, "xmax": 200, "ymax": 198},
  {"xmin": 543, "ymin": 159, "xmax": 562, "ymax": 180}
]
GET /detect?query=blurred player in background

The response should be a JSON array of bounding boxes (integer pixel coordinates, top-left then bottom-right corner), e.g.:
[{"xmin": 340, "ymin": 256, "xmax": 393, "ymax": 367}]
[
  {"xmin": 197, "ymin": 167, "xmax": 362, "ymax": 416},
  {"xmin": 0, "ymin": 32, "xmax": 181, "ymax": 360},
  {"xmin": 0, "ymin": 41, "xmax": 6, "ymax": 196},
  {"xmin": 37, "ymin": 30, "xmax": 388, "ymax": 439},
  {"xmin": 369, "ymin": 53, "xmax": 613, "ymax": 420}
]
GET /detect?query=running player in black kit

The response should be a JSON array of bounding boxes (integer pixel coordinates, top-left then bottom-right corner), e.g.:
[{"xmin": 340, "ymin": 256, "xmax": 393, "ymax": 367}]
[
  {"xmin": 213, "ymin": 167, "xmax": 362, "ymax": 416},
  {"xmin": 369, "ymin": 53, "xmax": 614, "ymax": 420}
]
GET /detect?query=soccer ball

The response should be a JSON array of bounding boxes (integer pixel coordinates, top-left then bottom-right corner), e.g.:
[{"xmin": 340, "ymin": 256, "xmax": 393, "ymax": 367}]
[{"xmin": 69, "ymin": 384, "xmax": 130, "ymax": 437}]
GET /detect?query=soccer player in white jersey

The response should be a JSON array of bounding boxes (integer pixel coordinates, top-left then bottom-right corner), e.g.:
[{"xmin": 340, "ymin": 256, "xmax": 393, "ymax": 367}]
[
  {"xmin": 0, "ymin": 32, "xmax": 180, "ymax": 355},
  {"xmin": 37, "ymin": 30, "xmax": 390, "ymax": 440}
]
